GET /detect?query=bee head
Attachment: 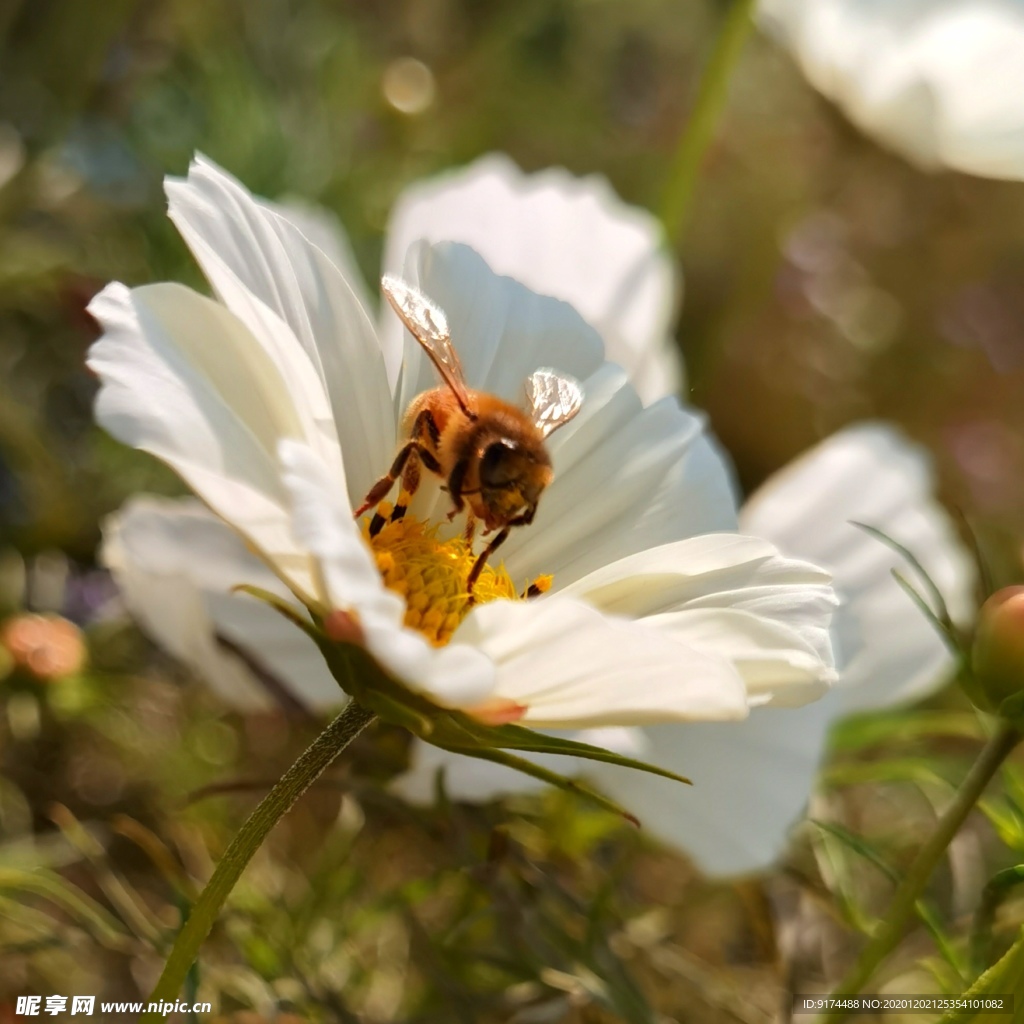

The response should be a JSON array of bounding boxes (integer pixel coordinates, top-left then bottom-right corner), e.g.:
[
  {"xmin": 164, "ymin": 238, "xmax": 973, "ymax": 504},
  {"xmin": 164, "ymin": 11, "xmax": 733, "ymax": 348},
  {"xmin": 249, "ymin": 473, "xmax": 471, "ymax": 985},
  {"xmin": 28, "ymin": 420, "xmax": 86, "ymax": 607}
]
[{"xmin": 479, "ymin": 440, "xmax": 553, "ymax": 524}]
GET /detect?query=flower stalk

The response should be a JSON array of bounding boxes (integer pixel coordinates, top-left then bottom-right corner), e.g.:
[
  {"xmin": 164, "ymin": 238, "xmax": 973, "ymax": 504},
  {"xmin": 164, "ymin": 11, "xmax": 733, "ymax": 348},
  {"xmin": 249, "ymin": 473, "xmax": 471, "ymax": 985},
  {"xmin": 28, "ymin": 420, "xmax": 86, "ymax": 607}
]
[
  {"xmin": 660, "ymin": 0, "xmax": 758, "ymax": 244},
  {"xmin": 141, "ymin": 700, "xmax": 376, "ymax": 1020},
  {"xmin": 818, "ymin": 721, "xmax": 1022, "ymax": 1024}
]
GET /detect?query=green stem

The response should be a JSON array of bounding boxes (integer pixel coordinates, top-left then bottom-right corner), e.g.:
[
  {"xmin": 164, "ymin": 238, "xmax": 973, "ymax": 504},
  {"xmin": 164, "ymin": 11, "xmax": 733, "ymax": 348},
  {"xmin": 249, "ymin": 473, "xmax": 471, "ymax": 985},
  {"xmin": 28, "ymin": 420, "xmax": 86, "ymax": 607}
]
[
  {"xmin": 818, "ymin": 722, "xmax": 1021, "ymax": 1024},
  {"xmin": 142, "ymin": 701, "xmax": 376, "ymax": 1021},
  {"xmin": 659, "ymin": 0, "xmax": 758, "ymax": 244}
]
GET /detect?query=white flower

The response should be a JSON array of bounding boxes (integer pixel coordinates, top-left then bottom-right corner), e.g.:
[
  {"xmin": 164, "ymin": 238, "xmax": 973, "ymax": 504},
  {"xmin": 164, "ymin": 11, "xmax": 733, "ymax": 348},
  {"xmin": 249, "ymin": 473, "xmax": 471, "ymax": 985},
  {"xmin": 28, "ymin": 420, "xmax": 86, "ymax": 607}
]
[
  {"xmin": 384, "ymin": 153, "xmax": 683, "ymax": 405},
  {"xmin": 92, "ymin": 155, "xmax": 837, "ymax": 738},
  {"xmin": 758, "ymin": 0, "xmax": 1024, "ymax": 179},
  {"xmin": 741, "ymin": 423, "xmax": 976, "ymax": 714},
  {"xmin": 103, "ymin": 495, "xmax": 339, "ymax": 712},
  {"xmin": 381, "ymin": 156, "xmax": 975, "ymax": 875}
]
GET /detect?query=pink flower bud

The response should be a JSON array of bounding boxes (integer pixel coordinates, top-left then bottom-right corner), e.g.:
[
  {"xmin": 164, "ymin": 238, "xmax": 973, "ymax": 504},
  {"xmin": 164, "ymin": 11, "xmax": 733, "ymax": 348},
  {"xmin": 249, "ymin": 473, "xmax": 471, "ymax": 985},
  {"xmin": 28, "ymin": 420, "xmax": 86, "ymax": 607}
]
[{"xmin": 970, "ymin": 587, "xmax": 1024, "ymax": 715}]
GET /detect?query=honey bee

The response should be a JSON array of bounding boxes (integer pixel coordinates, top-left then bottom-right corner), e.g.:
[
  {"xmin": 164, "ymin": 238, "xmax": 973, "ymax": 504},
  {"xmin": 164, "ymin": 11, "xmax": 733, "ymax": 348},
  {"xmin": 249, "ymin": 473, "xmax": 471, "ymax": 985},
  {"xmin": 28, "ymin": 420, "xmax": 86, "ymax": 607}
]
[{"xmin": 355, "ymin": 275, "xmax": 585, "ymax": 596}]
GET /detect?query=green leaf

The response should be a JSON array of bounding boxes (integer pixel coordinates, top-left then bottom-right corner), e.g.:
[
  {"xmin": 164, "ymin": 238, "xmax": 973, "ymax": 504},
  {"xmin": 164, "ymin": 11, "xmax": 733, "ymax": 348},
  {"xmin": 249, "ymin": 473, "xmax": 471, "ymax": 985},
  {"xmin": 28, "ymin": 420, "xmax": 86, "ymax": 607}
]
[
  {"xmin": 810, "ymin": 819, "xmax": 899, "ymax": 883},
  {"xmin": 822, "ymin": 758, "xmax": 957, "ymax": 791},
  {"xmin": 936, "ymin": 926, "xmax": 1024, "ymax": 1024},
  {"xmin": 830, "ymin": 711, "xmax": 983, "ymax": 755},
  {"xmin": 892, "ymin": 568, "xmax": 960, "ymax": 650},
  {"xmin": 978, "ymin": 797, "xmax": 1024, "ymax": 851},
  {"xmin": 916, "ymin": 901, "xmax": 968, "ymax": 984},
  {"xmin": 810, "ymin": 821, "xmax": 966, "ymax": 980},
  {"xmin": 997, "ymin": 690, "xmax": 1024, "ymax": 725},
  {"xmin": 851, "ymin": 521, "xmax": 956, "ymax": 636},
  {"xmin": 0, "ymin": 868, "xmax": 131, "ymax": 949},
  {"xmin": 971, "ymin": 865, "xmax": 1024, "ymax": 976}
]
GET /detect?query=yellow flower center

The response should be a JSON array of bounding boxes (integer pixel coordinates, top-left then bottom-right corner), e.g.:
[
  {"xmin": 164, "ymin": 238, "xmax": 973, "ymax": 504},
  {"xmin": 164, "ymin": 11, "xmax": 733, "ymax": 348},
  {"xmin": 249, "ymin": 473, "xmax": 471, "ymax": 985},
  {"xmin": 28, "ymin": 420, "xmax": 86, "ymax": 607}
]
[{"xmin": 361, "ymin": 501, "xmax": 551, "ymax": 647}]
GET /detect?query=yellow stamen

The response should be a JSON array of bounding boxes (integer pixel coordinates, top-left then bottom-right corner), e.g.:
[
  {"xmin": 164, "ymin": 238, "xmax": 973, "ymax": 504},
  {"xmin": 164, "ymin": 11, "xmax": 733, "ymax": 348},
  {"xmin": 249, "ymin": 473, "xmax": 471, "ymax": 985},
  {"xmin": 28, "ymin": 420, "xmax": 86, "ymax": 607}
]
[{"xmin": 361, "ymin": 511, "xmax": 547, "ymax": 647}]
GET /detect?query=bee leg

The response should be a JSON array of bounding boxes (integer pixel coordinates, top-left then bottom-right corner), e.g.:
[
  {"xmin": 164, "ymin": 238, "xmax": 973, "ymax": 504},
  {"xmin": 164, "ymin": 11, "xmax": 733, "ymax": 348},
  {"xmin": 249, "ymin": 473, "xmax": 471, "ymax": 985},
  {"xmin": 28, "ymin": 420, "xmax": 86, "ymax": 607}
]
[
  {"xmin": 400, "ymin": 454, "xmax": 421, "ymax": 499},
  {"xmin": 356, "ymin": 408, "xmax": 442, "ymax": 519},
  {"xmin": 416, "ymin": 408, "xmax": 442, "ymax": 448},
  {"xmin": 355, "ymin": 441, "xmax": 438, "ymax": 518},
  {"xmin": 466, "ymin": 526, "xmax": 510, "ymax": 602},
  {"xmin": 465, "ymin": 505, "xmax": 537, "ymax": 601},
  {"xmin": 390, "ymin": 489, "xmax": 411, "ymax": 523},
  {"xmin": 463, "ymin": 512, "xmax": 477, "ymax": 544},
  {"xmin": 355, "ymin": 448, "xmax": 409, "ymax": 518},
  {"xmin": 445, "ymin": 455, "xmax": 470, "ymax": 522}
]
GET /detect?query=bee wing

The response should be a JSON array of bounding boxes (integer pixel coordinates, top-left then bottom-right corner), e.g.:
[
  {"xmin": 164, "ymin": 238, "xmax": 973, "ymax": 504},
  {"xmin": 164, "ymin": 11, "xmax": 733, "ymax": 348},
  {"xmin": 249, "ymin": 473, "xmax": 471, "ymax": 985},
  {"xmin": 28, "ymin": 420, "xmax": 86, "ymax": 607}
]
[
  {"xmin": 524, "ymin": 369, "xmax": 584, "ymax": 438},
  {"xmin": 381, "ymin": 275, "xmax": 473, "ymax": 413}
]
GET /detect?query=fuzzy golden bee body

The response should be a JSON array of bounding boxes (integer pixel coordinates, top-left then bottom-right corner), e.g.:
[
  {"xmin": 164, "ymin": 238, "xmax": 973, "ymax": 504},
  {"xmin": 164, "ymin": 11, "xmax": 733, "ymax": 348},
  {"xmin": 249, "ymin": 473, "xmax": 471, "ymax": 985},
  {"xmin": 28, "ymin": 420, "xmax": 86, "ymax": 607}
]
[{"xmin": 355, "ymin": 276, "xmax": 584, "ymax": 595}]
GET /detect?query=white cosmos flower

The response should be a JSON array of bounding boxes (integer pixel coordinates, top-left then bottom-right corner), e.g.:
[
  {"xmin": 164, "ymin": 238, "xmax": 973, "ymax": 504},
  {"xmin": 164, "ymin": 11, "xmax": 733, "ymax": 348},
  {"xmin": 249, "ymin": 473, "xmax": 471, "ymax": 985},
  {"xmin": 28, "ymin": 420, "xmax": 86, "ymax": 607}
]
[
  {"xmin": 758, "ymin": 0, "xmax": 1024, "ymax": 179},
  {"xmin": 384, "ymin": 153, "xmax": 683, "ymax": 405},
  {"xmin": 381, "ymin": 156, "xmax": 975, "ymax": 875},
  {"xmin": 92, "ymin": 155, "xmax": 838, "ymax": 738}
]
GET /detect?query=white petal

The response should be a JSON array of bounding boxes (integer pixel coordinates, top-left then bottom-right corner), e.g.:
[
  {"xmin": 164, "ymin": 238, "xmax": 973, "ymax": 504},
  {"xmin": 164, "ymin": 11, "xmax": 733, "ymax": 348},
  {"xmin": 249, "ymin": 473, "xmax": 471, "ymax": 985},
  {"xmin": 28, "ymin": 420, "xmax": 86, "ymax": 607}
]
[
  {"xmin": 166, "ymin": 155, "xmax": 395, "ymax": 502},
  {"xmin": 559, "ymin": 531, "xmax": 802, "ymax": 617},
  {"xmin": 500, "ymin": 363, "xmax": 739, "ymax": 586},
  {"xmin": 87, "ymin": 281, "xmax": 319, "ymax": 599},
  {"xmin": 563, "ymin": 532, "xmax": 837, "ymax": 704},
  {"xmin": 278, "ymin": 440, "xmax": 399, "ymax": 619},
  {"xmin": 759, "ymin": 0, "xmax": 1024, "ymax": 179},
  {"xmin": 644, "ymin": 607, "xmax": 834, "ymax": 707},
  {"xmin": 454, "ymin": 597, "xmax": 749, "ymax": 728},
  {"xmin": 740, "ymin": 422, "xmax": 975, "ymax": 712},
  {"xmin": 279, "ymin": 441, "xmax": 496, "ymax": 709},
  {"xmin": 390, "ymin": 240, "xmax": 605, "ymax": 413},
  {"xmin": 385, "ymin": 154, "xmax": 683, "ymax": 401},
  {"xmin": 261, "ymin": 196, "xmax": 375, "ymax": 323},
  {"xmin": 584, "ymin": 697, "xmax": 838, "ymax": 876},
  {"xmin": 102, "ymin": 496, "xmax": 342, "ymax": 711}
]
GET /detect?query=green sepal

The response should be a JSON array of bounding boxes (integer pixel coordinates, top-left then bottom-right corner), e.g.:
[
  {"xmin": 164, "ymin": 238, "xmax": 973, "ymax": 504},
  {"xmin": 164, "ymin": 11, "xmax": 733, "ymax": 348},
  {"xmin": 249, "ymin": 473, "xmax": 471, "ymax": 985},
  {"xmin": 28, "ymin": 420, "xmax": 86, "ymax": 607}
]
[
  {"xmin": 232, "ymin": 585, "xmax": 321, "ymax": 638},
  {"xmin": 446, "ymin": 744, "xmax": 641, "ymax": 827},
  {"xmin": 428, "ymin": 713, "xmax": 692, "ymax": 786}
]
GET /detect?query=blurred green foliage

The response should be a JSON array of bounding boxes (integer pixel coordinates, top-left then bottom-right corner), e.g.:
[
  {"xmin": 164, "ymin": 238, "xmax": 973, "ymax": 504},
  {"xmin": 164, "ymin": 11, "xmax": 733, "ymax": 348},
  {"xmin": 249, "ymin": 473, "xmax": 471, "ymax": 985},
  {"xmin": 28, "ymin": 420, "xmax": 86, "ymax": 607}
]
[{"xmin": 0, "ymin": 0, "xmax": 1023, "ymax": 1019}]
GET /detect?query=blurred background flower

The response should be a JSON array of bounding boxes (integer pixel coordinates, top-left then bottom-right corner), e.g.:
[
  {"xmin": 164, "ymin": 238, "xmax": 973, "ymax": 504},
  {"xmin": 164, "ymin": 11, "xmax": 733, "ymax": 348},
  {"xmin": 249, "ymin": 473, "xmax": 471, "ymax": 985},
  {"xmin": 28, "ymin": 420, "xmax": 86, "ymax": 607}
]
[
  {"xmin": 759, "ymin": 0, "xmax": 1024, "ymax": 178},
  {"xmin": 1, "ymin": 612, "xmax": 86, "ymax": 682}
]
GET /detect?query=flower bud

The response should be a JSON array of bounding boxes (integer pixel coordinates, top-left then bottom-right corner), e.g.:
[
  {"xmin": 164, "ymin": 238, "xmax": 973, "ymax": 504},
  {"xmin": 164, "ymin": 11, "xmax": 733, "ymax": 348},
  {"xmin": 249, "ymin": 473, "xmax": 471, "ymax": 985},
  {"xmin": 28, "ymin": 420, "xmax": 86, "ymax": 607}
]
[
  {"xmin": 0, "ymin": 613, "xmax": 87, "ymax": 682},
  {"xmin": 970, "ymin": 587, "xmax": 1024, "ymax": 717}
]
